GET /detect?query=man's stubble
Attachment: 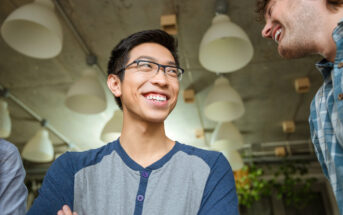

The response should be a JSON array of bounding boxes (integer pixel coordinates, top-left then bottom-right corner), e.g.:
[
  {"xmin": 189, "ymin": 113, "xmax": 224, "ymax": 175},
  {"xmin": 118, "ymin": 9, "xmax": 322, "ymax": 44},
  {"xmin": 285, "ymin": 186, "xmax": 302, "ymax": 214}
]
[{"xmin": 278, "ymin": 2, "xmax": 322, "ymax": 59}]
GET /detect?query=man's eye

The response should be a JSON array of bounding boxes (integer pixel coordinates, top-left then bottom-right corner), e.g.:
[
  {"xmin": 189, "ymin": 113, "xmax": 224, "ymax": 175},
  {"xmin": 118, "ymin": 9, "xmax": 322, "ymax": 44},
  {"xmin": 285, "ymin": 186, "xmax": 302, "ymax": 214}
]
[
  {"xmin": 140, "ymin": 63, "xmax": 153, "ymax": 68},
  {"xmin": 169, "ymin": 68, "xmax": 177, "ymax": 73},
  {"xmin": 268, "ymin": 6, "xmax": 273, "ymax": 17},
  {"xmin": 167, "ymin": 68, "xmax": 178, "ymax": 76}
]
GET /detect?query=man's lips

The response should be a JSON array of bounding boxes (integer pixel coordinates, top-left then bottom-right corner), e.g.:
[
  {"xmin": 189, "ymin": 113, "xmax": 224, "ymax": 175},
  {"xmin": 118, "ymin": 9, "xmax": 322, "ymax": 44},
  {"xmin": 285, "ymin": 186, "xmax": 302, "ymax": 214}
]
[{"xmin": 272, "ymin": 25, "xmax": 282, "ymax": 43}]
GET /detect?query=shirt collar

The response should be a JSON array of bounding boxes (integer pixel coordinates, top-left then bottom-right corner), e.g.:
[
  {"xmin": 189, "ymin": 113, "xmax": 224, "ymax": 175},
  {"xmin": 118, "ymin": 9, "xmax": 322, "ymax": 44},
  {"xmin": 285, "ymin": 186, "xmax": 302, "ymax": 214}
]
[
  {"xmin": 316, "ymin": 59, "xmax": 334, "ymax": 80},
  {"xmin": 332, "ymin": 18, "xmax": 343, "ymax": 44},
  {"xmin": 316, "ymin": 18, "xmax": 343, "ymax": 79}
]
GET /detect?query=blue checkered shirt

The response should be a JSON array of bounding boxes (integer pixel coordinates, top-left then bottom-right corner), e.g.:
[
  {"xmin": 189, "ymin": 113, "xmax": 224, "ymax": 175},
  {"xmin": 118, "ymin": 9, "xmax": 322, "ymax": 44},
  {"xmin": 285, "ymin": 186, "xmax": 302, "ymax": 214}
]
[{"xmin": 309, "ymin": 20, "xmax": 343, "ymax": 214}]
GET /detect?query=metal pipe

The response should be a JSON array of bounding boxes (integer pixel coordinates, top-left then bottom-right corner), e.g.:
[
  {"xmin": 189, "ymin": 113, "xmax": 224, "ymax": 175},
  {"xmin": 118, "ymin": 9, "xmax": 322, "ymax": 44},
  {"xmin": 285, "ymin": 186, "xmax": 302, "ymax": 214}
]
[
  {"xmin": 0, "ymin": 85, "xmax": 78, "ymax": 150},
  {"xmin": 260, "ymin": 139, "xmax": 311, "ymax": 147},
  {"xmin": 53, "ymin": 0, "xmax": 89, "ymax": 56},
  {"xmin": 251, "ymin": 151, "xmax": 275, "ymax": 157},
  {"xmin": 243, "ymin": 155, "xmax": 317, "ymax": 163},
  {"xmin": 240, "ymin": 140, "xmax": 312, "ymax": 150},
  {"xmin": 53, "ymin": 0, "xmax": 106, "ymax": 78},
  {"xmin": 215, "ymin": 0, "xmax": 228, "ymax": 14}
]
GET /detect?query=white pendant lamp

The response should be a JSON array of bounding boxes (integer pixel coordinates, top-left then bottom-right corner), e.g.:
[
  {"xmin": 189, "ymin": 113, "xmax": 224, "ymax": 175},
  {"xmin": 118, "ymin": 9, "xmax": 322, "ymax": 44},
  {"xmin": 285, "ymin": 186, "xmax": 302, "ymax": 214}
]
[
  {"xmin": 204, "ymin": 77, "xmax": 244, "ymax": 122},
  {"xmin": 224, "ymin": 149, "xmax": 244, "ymax": 171},
  {"xmin": 1, "ymin": 0, "xmax": 63, "ymax": 59},
  {"xmin": 0, "ymin": 100, "xmax": 11, "ymax": 138},
  {"xmin": 22, "ymin": 128, "xmax": 54, "ymax": 162},
  {"xmin": 199, "ymin": 0, "xmax": 253, "ymax": 73},
  {"xmin": 211, "ymin": 141, "xmax": 244, "ymax": 171},
  {"xmin": 101, "ymin": 110, "xmax": 123, "ymax": 143},
  {"xmin": 65, "ymin": 68, "xmax": 107, "ymax": 114},
  {"xmin": 211, "ymin": 122, "xmax": 244, "ymax": 150}
]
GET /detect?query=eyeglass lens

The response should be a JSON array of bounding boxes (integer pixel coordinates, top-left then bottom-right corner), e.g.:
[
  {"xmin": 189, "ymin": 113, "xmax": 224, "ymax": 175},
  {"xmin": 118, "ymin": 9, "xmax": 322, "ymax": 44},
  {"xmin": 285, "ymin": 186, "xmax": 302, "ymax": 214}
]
[{"xmin": 136, "ymin": 60, "xmax": 182, "ymax": 80}]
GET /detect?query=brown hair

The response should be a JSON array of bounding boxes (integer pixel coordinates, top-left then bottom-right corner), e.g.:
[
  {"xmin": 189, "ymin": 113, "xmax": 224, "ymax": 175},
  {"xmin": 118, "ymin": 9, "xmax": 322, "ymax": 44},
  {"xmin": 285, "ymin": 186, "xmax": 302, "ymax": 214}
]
[{"xmin": 256, "ymin": 0, "xmax": 343, "ymax": 22}]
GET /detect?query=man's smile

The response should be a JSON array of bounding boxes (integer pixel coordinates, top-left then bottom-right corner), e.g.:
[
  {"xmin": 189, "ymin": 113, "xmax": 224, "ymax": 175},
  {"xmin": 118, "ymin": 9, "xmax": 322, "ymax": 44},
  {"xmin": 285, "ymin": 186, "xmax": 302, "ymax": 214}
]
[
  {"xmin": 272, "ymin": 25, "xmax": 283, "ymax": 44},
  {"xmin": 142, "ymin": 92, "xmax": 170, "ymax": 107}
]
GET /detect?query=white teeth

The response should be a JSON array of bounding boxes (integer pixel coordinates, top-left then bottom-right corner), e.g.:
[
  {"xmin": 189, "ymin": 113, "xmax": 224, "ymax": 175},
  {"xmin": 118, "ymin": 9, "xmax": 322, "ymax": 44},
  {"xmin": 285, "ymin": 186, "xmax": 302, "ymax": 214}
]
[
  {"xmin": 146, "ymin": 95, "xmax": 166, "ymax": 101},
  {"xmin": 274, "ymin": 29, "xmax": 282, "ymax": 43}
]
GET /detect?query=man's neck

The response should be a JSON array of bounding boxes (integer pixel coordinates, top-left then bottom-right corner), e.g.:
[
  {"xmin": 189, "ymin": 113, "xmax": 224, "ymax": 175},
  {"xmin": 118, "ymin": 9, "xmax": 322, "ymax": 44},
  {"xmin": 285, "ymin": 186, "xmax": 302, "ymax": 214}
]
[
  {"xmin": 318, "ymin": 10, "xmax": 343, "ymax": 62},
  {"xmin": 119, "ymin": 111, "xmax": 174, "ymax": 168}
]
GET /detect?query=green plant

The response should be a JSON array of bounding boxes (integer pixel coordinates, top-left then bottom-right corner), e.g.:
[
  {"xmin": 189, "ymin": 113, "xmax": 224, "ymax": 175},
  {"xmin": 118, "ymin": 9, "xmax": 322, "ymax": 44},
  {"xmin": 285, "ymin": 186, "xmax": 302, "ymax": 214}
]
[
  {"xmin": 236, "ymin": 161, "xmax": 317, "ymax": 208},
  {"xmin": 270, "ymin": 161, "xmax": 317, "ymax": 208},
  {"xmin": 236, "ymin": 165, "xmax": 271, "ymax": 207}
]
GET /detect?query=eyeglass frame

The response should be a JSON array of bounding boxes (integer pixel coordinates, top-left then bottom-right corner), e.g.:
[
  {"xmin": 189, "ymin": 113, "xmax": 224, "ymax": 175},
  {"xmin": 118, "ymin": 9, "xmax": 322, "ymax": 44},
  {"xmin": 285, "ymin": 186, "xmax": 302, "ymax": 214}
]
[{"xmin": 117, "ymin": 59, "xmax": 185, "ymax": 81}]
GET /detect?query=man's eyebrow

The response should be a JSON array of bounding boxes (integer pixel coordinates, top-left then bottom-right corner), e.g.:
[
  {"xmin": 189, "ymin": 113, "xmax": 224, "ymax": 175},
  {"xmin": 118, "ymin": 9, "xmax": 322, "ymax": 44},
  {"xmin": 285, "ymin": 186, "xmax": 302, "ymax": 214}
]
[
  {"xmin": 167, "ymin": 61, "xmax": 177, "ymax": 66},
  {"xmin": 135, "ymin": 55, "xmax": 155, "ymax": 61},
  {"xmin": 135, "ymin": 55, "xmax": 176, "ymax": 66}
]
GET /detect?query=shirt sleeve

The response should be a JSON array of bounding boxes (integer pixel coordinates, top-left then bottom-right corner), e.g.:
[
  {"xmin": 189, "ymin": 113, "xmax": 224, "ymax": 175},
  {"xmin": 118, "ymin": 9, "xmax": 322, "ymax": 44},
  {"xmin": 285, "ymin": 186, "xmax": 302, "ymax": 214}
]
[
  {"xmin": 27, "ymin": 152, "xmax": 75, "ymax": 215},
  {"xmin": 0, "ymin": 143, "xmax": 28, "ymax": 215},
  {"xmin": 197, "ymin": 153, "xmax": 239, "ymax": 215}
]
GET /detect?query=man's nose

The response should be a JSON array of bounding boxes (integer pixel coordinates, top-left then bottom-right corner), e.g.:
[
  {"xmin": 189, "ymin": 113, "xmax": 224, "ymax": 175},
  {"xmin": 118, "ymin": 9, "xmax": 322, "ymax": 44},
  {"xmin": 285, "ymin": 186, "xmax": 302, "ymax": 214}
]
[
  {"xmin": 151, "ymin": 68, "xmax": 168, "ymax": 86},
  {"xmin": 262, "ymin": 22, "xmax": 272, "ymax": 38}
]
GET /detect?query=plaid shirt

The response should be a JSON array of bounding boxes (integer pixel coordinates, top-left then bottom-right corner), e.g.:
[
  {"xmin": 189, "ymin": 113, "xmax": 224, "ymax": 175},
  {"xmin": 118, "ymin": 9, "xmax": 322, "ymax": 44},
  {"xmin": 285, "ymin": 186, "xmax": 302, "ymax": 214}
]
[{"xmin": 309, "ymin": 20, "xmax": 343, "ymax": 214}]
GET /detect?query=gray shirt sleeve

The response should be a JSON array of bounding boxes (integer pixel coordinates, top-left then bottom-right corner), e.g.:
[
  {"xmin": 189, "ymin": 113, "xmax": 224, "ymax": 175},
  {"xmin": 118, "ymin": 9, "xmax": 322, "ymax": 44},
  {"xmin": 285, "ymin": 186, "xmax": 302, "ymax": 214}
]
[{"xmin": 0, "ymin": 139, "xmax": 28, "ymax": 215}]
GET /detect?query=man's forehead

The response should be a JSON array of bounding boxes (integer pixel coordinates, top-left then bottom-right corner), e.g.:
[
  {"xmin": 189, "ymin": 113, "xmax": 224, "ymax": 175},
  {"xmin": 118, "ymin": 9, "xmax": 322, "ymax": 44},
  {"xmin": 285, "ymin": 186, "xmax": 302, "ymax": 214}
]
[
  {"xmin": 128, "ymin": 43, "xmax": 176, "ymax": 65},
  {"xmin": 265, "ymin": 0, "xmax": 276, "ymax": 11}
]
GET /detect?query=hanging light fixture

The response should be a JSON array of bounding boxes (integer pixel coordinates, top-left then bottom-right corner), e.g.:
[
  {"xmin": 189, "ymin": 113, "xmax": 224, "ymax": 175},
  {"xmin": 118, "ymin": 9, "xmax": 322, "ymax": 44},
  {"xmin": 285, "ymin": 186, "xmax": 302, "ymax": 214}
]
[
  {"xmin": 199, "ymin": 0, "xmax": 253, "ymax": 73},
  {"xmin": 22, "ymin": 120, "xmax": 54, "ymax": 162},
  {"xmin": 101, "ymin": 110, "xmax": 123, "ymax": 143},
  {"xmin": 211, "ymin": 141, "xmax": 244, "ymax": 171},
  {"xmin": 211, "ymin": 123, "xmax": 244, "ymax": 170},
  {"xmin": 204, "ymin": 76, "xmax": 244, "ymax": 122},
  {"xmin": 225, "ymin": 149, "xmax": 244, "ymax": 171},
  {"xmin": 0, "ymin": 99, "xmax": 11, "ymax": 138},
  {"xmin": 65, "ymin": 68, "xmax": 107, "ymax": 114},
  {"xmin": 1, "ymin": 0, "xmax": 63, "ymax": 59},
  {"xmin": 211, "ymin": 122, "xmax": 244, "ymax": 150}
]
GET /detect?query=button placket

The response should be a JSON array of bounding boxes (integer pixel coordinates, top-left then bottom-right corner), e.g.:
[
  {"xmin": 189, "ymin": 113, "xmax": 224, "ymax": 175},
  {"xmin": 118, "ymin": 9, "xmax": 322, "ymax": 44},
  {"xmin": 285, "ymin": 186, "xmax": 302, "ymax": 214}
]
[
  {"xmin": 137, "ymin": 194, "xmax": 144, "ymax": 202},
  {"xmin": 133, "ymin": 169, "xmax": 151, "ymax": 214},
  {"xmin": 338, "ymin": 93, "xmax": 343, "ymax": 100},
  {"xmin": 141, "ymin": 171, "xmax": 149, "ymax": 178}
]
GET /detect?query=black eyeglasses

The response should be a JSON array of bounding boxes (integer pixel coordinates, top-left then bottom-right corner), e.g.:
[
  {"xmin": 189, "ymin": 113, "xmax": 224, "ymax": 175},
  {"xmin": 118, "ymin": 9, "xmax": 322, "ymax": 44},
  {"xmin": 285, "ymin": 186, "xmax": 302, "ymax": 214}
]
[{"xmin": 118, "ymin": 60, "xmax": 184, "ymax": 81}]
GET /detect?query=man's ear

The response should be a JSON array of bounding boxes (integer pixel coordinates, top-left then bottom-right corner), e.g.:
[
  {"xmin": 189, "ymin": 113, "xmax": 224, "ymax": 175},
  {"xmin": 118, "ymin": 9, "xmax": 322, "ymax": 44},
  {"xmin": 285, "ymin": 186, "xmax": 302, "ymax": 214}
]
[{"xmin": 107, "ymin": 74, "xmax": 122, "ymax": 97}]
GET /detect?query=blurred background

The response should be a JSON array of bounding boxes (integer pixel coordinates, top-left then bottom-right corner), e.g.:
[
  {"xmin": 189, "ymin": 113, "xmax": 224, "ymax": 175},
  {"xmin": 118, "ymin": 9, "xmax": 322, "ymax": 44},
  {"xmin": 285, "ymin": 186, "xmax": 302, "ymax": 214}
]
[{"xmin": 0, "ymin": 0, "xmax": 339, "ymax": 214}]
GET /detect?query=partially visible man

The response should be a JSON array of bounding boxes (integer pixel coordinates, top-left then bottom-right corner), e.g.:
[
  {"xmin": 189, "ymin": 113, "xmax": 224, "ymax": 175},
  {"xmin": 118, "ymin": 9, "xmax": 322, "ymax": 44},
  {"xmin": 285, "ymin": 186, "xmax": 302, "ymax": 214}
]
[
  {"xmin": 0, "ymin": 138, "xmax": 28, "ymax": 215},
  {"xmin": 258, "ymin": 0, "xmax": 343, "ymax": 213}
]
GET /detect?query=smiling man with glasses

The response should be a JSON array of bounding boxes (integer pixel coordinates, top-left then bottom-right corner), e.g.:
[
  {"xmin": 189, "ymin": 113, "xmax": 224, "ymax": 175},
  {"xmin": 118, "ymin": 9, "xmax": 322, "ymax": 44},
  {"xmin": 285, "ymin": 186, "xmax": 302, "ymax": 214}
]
[{"xmin": 27, "ymin": 29, "xmax": 238, "ymax": 215}]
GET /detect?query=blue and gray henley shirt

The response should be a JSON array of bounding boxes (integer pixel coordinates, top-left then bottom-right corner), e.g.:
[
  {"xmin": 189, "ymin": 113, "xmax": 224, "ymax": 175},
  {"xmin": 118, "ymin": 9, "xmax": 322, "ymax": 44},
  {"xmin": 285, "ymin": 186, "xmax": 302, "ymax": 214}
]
[{"xmin": 27, "ymin": 139, "xmax": 238, "ymax": 215}]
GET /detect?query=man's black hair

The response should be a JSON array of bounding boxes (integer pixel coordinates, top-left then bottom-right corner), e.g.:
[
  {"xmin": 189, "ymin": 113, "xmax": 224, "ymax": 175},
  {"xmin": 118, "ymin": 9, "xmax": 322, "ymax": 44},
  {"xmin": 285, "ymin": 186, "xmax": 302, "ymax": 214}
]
[{"xmin": 107, "ymin": 29, "xmax": 179, "ymax": 110}]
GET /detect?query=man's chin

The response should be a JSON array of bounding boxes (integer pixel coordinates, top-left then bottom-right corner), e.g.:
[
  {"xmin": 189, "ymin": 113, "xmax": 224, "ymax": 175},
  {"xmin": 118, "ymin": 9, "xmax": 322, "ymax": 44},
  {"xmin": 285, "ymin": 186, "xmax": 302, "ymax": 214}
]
[
  {"xmin": 142, "ymin": 111, "xmax": 170, "ymax": 124},
  {"xmin": 278, "ymin": 45, "xmax": 308, "ymax": 59},
  {"xmin": 145, "ymin": 116, "xmax": 168, "ymax": 124}
]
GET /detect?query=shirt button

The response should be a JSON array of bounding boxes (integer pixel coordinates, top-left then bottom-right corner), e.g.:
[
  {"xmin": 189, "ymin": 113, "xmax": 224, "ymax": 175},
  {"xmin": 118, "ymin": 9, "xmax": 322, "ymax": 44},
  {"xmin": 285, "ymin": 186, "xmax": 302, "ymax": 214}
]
[
  {"xmin": 338, "ymin": 62, "xmax": 343, "ymax": 68},
  {"xmin": 137, "ymin": 195, "xmax": 144, "ymax": 202},
  {"xmin": 141, "ymin": 171, "xmax": 149, "ymax": 178},
  {"xmin": 338, "ymin": 93, "xmax": 343, "ymax": 100}
]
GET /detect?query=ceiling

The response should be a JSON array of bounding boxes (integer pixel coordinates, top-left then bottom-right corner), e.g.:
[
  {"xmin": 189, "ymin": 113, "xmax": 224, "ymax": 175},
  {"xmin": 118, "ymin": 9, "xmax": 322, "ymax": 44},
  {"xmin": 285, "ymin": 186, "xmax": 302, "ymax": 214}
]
[{"xmin": 0, "ymin": 0, "xmax": 323, "ymax": 159}]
